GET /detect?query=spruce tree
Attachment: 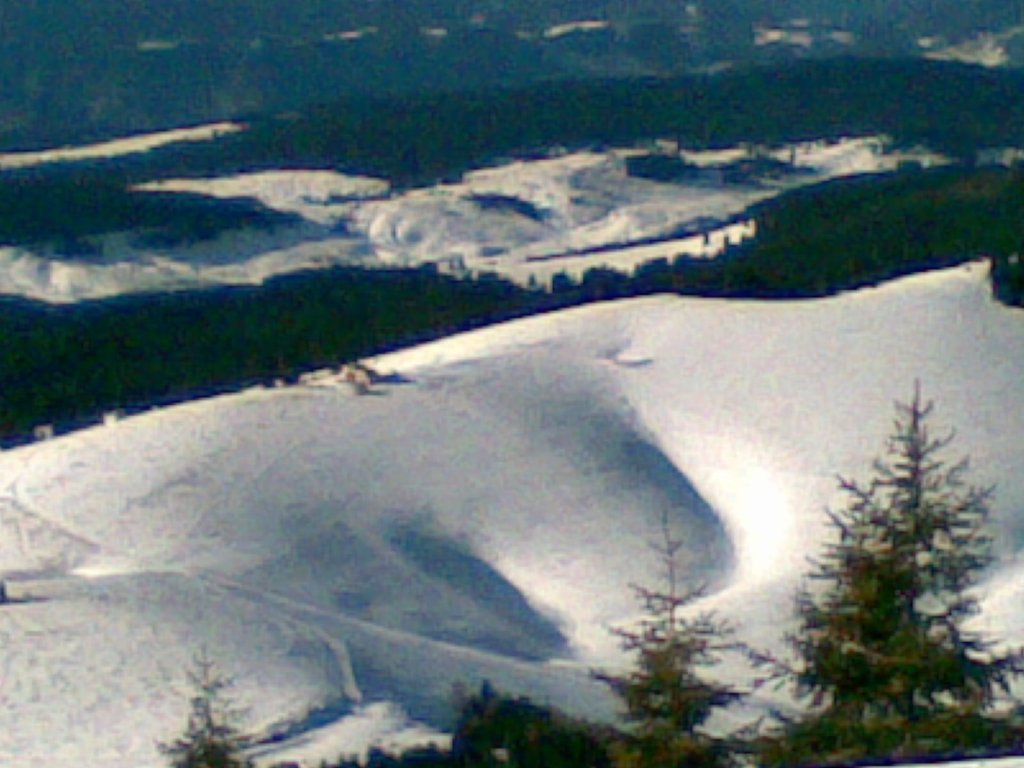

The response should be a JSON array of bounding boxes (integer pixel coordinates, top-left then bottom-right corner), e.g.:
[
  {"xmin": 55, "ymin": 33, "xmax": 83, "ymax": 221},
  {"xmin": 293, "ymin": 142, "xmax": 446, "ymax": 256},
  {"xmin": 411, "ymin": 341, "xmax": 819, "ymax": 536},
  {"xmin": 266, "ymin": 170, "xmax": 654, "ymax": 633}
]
[
  {"xmin": 160, "ymin": 650, "xmax": 254, "ymax": 768},
  {"xmin": 598, "ymin": 511, "xmax": 742, "ymax": 768},
  {"xmin": 766, "ymin": 387, "xmax": 1024, "ymax": 764}
]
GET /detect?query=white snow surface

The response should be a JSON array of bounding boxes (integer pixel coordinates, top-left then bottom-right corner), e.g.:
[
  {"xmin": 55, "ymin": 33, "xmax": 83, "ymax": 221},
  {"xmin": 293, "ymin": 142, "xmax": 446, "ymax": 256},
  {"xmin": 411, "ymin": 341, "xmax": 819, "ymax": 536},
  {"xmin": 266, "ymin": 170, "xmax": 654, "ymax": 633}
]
[
  {"xmin": 0, "ymin": 262, "xmax": 1022, "ymax": 766},
  {"xmin": 543, "ymin": 20, "xmax": 611, "ymax": 39},
  {"xmin": 0, "ymin": 122, "xmax": 245, "ymax": 170},
  {"xmin": 0, "ymin": 137, "xmax": 942, "ymax": 303},
  {"xmin": 922, "ymin": 26, "xmax": 1024, "ymax": 69}
]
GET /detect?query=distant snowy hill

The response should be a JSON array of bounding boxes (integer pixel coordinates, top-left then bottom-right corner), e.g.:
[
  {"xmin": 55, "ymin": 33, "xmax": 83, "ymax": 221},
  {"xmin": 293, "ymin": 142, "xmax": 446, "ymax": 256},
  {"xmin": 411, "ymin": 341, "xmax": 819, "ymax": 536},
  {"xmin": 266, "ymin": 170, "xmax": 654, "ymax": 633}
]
[
  {"xmin": 0, "ymin": 261, "xmax": 1022, "ymax": 767},
  {"xmin": 0, "ymin": 136, "xmax": 942, "ymax": 303}
]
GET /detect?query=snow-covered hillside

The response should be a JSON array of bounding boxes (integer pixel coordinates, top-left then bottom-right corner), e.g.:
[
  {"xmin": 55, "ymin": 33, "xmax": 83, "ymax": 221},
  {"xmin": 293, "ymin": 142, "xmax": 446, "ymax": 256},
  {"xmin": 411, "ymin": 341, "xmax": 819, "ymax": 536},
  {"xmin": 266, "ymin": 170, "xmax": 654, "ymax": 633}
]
[
  {"xmin": 0, "ymin": 261, "xmax": 1021, "ymax": 767},
  {"xmin": 0, "ymin": 137, "xmax": 945, "ymax": 303}
]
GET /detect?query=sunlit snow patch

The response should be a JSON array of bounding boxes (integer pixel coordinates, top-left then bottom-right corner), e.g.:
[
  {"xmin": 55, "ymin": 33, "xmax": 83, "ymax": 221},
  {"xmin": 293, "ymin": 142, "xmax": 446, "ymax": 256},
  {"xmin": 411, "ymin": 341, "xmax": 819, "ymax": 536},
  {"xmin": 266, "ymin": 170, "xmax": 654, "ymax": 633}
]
[
  {"xmin": 543, "ymin": 20, "xmax": 610, "ymax": 39},
  {"xmin": 0, "ymin": 230, "xmax": 372, "ymax": 303},
  {"xmin": 925, "ymin": 34, "xmax": 1010, "ymax": 68},
  {"xmin": 323, "ymin": 27, "xmax": 379, "ymax": 42},
  {"xmin": 755, "ymin": 26, "xmax": 814, "ymax": 48},
  {"xmin": 0, "ymin": 122, "xmax": 245, "ymax": 169},
  {"xmin": 250, "ymin": 703, "xmax": 448, "ymax": 767},
  {"xmin": 71, "ymin": 558, "xmax": 141, "ymax": 579},
  {"xmin": 137, "ymin": 39, "xmax": 183, "ymax": 52}
]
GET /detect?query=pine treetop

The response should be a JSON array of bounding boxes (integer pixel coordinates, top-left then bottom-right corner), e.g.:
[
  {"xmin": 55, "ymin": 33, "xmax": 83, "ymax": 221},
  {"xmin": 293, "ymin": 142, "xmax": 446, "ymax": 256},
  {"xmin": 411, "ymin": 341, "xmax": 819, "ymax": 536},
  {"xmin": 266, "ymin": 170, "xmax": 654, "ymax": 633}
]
[{"xmin": 765, "ymin": 387, "xmax": 1024, "ymax": 765}]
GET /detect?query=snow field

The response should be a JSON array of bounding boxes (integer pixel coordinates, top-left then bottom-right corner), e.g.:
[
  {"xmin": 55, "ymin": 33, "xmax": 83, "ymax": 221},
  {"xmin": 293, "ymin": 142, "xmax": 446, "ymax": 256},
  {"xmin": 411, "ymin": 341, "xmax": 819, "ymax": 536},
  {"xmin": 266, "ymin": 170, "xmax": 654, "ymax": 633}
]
[
  {"xmin": 0, "ymin": 262, "xmax": 1021, "ymax": 766},
  {"xmin": 0, "ymin": 137, "xmax": 937, "ymax": 303}
]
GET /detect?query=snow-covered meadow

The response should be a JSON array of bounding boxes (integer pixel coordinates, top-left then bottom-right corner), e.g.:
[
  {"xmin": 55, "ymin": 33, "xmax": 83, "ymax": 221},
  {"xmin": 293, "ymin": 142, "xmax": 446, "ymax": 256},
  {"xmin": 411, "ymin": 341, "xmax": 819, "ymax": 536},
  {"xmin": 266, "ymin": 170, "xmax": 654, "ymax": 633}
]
[
  {"xmin": 0, "ymin": 137, "xmax": 945, "ymax": 303},
  {"xmin": 0, "ymin": 261, "xmax": 1022, "ymax": 766}
]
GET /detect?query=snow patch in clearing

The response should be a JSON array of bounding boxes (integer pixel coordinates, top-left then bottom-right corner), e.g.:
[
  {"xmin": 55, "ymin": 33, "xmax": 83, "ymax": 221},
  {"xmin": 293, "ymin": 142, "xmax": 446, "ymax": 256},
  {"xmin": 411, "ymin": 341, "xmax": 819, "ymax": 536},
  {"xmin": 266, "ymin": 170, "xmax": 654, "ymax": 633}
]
[
  {"xmin": 926, "ymin": 35, "xmax": 1009, "ymax": 68},
  {"xmin": 0, "ymin": 136, "xmax": 931, "ymax": 304},
  {"xmin": 543, "ymin": 20, "xmax": 610, "ymax": 39},
  {"xmin": 0, "ymin": 122, "xmax": 245, "ymax": 169},
  {"xmin": 323, "ymin": 27, "xmax": 379, "ymax": 42}
]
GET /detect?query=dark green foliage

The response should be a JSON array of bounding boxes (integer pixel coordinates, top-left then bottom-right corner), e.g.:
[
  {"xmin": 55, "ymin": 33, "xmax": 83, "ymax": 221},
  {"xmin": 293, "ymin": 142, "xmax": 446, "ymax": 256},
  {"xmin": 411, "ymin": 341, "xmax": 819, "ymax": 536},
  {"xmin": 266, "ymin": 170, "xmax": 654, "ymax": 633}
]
[
  {"xmin": 716, "ymin": 166, "xmax": 1024, "ymax": 299},
  {"xmin": 597, "ymin": 514, "xmax": 741, "ymax": 768},
  {"xmin": 993, "ymin": 252, "xmax": 1024, "ymax": 306},
  {"xmin": 152, "ymin": 392, "xmax": 1024, "ymax": 768},
  {"xmin": 584, "ymin": 165, "xmax": 1024, "ymax": 303},
  {"xmin": 762, "ymin": 707, "xmax": 1024, "ymax": 768},
  {"xmin": 990, "ymin": 167, "xmax": 1024, "ymax": 305},
  {"xmin": 160, "ymin": 651, "xmax": 254, "ymax": 768},
  {"xmin": 625, "ymin": 154, "xmax": 701, "ymax": 183},
  {"xmin": 0, "ymin": 175, "xmax": 298, "ymax": 250},
  {"xmin": 0, "ymin": 267, "xmax": 544, "ymax": 444},
  {"xmin": 3, "ymin": 0, "xmax": 1023, "ymax": 150},
  {"xmin": 468, "ymin": 195, "xmax": 546, "ymax": 223},
  {"xmin": 760, "ymin": 389, "xmax": 1024, "ymax": 766},
  {"xmin": 551, "ymin": 165, "xmax": 1024, "ymax": 307},
  {"xmin": 10, "ymin": 58, "xmax": 1024, "ymax": 185},
  {"xmin": 5, "ymin": 162, "xmax": 1024, "ymax": 445},
  {"xmin": 327, "ymin": 744, "xmax": 456, "ymax": 768},
  {"xmin": 318, "ymin": 683, "xmax": 611, "ymax": 768},
  {"xmin": 451, "ymin": 683, "xmax": 614, "ymax": 768},
  {"xmin": 200, "ymin": 59, "xmax": 1024, "ymax": 185}
]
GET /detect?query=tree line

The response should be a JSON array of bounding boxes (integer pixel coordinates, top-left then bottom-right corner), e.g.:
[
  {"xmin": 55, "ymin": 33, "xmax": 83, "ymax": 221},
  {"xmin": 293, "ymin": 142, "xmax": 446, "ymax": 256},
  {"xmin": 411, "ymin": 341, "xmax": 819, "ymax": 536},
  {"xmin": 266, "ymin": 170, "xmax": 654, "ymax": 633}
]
[{"xmin": 4, "ymin": 161, "xmax": 1022, "ymax": 446}]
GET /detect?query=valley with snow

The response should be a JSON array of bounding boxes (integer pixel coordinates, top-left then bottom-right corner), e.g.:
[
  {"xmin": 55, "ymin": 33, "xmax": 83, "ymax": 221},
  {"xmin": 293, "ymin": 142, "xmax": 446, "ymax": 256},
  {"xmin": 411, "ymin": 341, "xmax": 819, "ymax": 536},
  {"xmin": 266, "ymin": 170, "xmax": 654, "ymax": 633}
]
[
  {"xmin": 1, "ymin": 258, "xmax": 1022, "ymax": 766},
  {"xmin": 0, "ymin": 133, "xmax": 943, "ymax": 304},
  {"xmin": 2, "ymin": 43, "xmax": 1024, "ymax": 765}
]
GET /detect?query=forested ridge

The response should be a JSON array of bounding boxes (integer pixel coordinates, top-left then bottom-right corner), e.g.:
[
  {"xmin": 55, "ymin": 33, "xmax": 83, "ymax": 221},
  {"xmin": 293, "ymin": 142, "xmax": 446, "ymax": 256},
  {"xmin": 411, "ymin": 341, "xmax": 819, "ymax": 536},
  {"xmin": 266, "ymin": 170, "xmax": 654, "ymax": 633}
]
[
  {"xmin": 4, "ymin": 56, "xmax": 1024, "ymax": 247},
  {"xmin": 4, "ymin": 57, "xmax": 1024, "ymax": 442},
  {"xmin": 2, "ymin": 161, "xmax": 1022, "ymax": 445}
]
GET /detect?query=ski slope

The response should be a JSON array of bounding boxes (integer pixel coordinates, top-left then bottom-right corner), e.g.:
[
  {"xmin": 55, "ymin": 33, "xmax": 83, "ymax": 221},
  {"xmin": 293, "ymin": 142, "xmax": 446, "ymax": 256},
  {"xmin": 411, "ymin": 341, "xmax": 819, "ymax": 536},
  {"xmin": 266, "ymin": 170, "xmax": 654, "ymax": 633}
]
[{"xmin": 0, "ymin": 262, "xmax": 1022, "ymax": 767}]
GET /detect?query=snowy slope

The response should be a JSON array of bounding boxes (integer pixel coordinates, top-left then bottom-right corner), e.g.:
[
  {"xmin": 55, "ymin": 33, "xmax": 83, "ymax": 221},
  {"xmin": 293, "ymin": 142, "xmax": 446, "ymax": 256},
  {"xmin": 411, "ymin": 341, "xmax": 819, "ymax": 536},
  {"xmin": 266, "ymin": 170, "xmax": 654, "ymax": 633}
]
[
  {"xmin": 0, "ymin": 262, "xmax": 1021, "ymax": 766},
  {"xmin": 0, "ymin": 137, "xmax": 945, "ymax": 303}
]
